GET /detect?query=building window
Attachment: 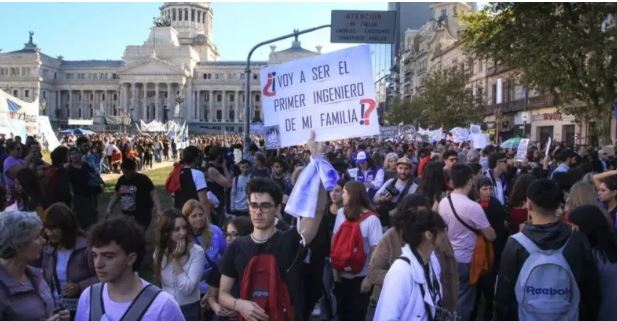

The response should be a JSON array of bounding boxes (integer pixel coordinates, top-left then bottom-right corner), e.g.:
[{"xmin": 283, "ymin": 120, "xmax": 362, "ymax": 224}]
[
  {"xmin": 229, "ymin": 110, "xmax": 234, "ymax": 121},
  {"xmin": 230, "ymin": 94, "xmax": 234, "ymax": 102},
  {"xmin": 114, "ymin": 93, "xmax": 117, "ymax": 100},
  {"xmin": 191, "ymin": 9, "xmax": 195, "ymax": 21},
  {"xmin": 184, "ymin": 9, "xmax": 188, "ymax": 21},
  {"xmin": 102, "ymin": 93, "xmax": 105, "ymax": 101},
  {"xmin": 217, "ymin": 94, "xmax": 222, "ymax": 102},
  {"xmin": 253, "ymin": 74, "xmax": 258, "ymax": 80},
  {"xmin": 24, "ymin": 90, "xmax": 29, "ymax": 98},
  {"xmin": 255, "ymin": 94, "xmax": 260, "ymax": 102},
  {"xmin": 197, "ymin": 10, "xmax": 201, "ymax": 23},
  {"xmin": 172, "ymin": 8, "xmax": 176, "ymax": 20},
  {"xmin": 90, "ymin": 93, "xmax": 94, "ymax": 100},
  {"xmin": 216, "ymin": 110, "xmax": 222, "ymax": 121},
  {"xmin": 13, "ymin": 90, "xmax": 18, "ymax": 96}
]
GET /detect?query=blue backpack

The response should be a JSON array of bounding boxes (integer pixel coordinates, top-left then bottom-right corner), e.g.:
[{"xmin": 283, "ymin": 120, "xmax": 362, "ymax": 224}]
[{"xmin": 512, "ymin": 232, "xmax": 580, "ymax": 321}]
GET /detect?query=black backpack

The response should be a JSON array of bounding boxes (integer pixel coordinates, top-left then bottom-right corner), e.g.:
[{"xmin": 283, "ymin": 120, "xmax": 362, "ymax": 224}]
[{"xmin": 173, "ymin": 168, "xmax": 198, "ymax": 209}]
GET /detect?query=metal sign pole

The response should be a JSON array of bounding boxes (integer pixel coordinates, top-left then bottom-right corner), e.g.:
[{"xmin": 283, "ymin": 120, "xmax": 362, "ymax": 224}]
[{"xmin": 243, "ymin": 24, "xmax": 331, "ymax": 155}]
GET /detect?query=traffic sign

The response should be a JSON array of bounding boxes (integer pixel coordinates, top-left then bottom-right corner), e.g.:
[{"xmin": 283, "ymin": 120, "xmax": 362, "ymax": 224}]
[{"xmin": 330, "ymin": 10, "xmax": 397, "ymax": 44}]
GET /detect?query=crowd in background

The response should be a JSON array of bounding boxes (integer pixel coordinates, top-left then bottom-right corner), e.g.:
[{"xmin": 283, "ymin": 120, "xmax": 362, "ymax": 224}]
[{"xmin": 0, "ymin": 130, "xmax": 616, "ymax": 321}]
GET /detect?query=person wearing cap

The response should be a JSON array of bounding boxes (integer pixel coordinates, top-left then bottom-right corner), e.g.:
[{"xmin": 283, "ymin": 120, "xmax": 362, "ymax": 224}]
[
  {"xmin": 373, "ymin": 156, "xmax": 418, "ymax": 227},
  {"xmin": 351, "ymin": 151, "xmax": 384, "ymax": 197},
  {"xmin": 549, "ymin": 149, "xmax": 577, "ymax": 179}
]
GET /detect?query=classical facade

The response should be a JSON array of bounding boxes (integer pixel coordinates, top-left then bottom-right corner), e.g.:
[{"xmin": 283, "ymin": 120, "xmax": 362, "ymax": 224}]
[{"xmin": 0, "ymin": 2, "xmax": 319, "ymax": 134}]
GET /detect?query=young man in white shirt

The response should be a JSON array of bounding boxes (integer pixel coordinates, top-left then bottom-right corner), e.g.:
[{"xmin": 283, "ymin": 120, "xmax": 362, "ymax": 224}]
[{"xmin": 75, "ymin": 217, "xmax": 185, "ymax": 321}]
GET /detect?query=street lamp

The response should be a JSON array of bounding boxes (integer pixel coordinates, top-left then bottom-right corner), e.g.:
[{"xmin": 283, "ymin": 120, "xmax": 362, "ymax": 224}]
[{"xmin": 174, "ymin": 94, "xmax": 184, "ymax": 120}]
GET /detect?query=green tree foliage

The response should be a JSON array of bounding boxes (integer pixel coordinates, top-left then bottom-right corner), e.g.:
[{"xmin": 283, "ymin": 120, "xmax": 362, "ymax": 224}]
[
  {"xmin": 386, "ymin": 67, "xmax": 486, "ymax": 129},
  {"xmin": 461, "ymin": 3, "xmax": 617, "ymax": 143}
]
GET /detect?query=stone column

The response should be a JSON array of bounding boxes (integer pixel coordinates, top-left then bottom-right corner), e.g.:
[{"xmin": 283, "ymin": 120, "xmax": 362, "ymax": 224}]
[
  {"xmin": 185, "ymin": 81, "xmax": 193, "ymax": 121},
  {"xmin": 236, "ymin": 90, "xmax": 241, "ymax": 123},
  {"xmin": 166, "ymin": 83, "xmax": 174, "ymax": 122},
  {"xmin": 209, "ymin": 90, "xmax": 216, "ymax": 122},
  {"xmin": 67, "ymin": 90, "xmax": 72, "ymax": 119},
  {"xmin": 142, "ymin": 83, "xmax": 149, "ymax": 121},
  {"xmin": 154, "ymin": 83, "xmax": 160, "ymax": 121},
  {"xmin": 131, "ymin": 83, "xmax": 137, "ymax": 120}
]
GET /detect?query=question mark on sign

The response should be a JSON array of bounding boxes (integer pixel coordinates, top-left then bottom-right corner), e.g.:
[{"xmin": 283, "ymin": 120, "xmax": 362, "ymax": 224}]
[{"xmin": 359, "ymin": 98, "xmax": 377, "ymax": 126}]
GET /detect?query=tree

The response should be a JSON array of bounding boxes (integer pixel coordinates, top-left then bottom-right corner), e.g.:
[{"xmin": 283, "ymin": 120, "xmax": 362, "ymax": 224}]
[
  {"xmin": 386, "ymin": 67, "xmax": 486, "ymax": 129},
  {"xmin": 461, "ymin": 3, "xmax": 617, "ymax": 144}
]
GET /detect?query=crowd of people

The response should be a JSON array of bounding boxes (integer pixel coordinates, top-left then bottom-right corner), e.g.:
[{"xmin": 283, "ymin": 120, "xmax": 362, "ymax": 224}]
[{"xmin": 0, "ymin": 129, "xmax": 616, "ymax": 321}]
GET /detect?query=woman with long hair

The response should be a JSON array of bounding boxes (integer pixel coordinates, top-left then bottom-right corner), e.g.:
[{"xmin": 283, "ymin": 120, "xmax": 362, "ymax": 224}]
[
  {"xmin": 181, "ymin": 199, "xmax": 226, "ymax": 319},
  {"xmin": 569, "ymin": 205, "xmax": 617, "ymax": 321},
  {"xmin": 373, "ymin": 208, "xmax": 448, "ymax": 321},
  {"xmin": 40, "ymin": 203, "xmax": 97, "ymax": 317},
  {"xmin": 565, "ymin": 180, "xmax": 609, "ymax": 223},
  {"xmin": 202, "ymin": 216, "xmax": 253, "ymax": 321},
  {"xmin": 12, "ymin": 167, "xmax": 45, "ymax": 217},
  {"xmin": 593, "ymin": 171, "xmax": 617, "ymax": 234},
  {"xmin": 331, "ymin": 180, "xmax": 383, "ymax": 321},
  {"xmin": 507, "ymin": 174, "xmax": 537, "ymax": 233},
  {"xmin": 417, "ymin": 161, "xmax": 446, "ymax": 211},
  {"xmin": 154, "ymin": 208, "xmax": 205, "ymax": 321}
]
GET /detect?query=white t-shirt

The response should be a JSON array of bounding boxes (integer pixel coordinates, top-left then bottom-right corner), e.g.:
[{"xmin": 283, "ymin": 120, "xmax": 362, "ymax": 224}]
[
  {"xmin": 75, "ymin": 279, "xmax": 184, "ymax": 321},
  {"xmin": 189, "ymin": 168, "xmax": 208, "ymax": 192},
  {"xmin": 56, "ymin": 249, "xmax": 72, "ymax": 290},
  {"xmin": 438, "ymin": 192, "xmax": 490, "ymax": 263},
  {"xmin": 156, "ymin": 243, "xmax": 205, "ymax": 306},
  {"xmin": 332, "ymin": 208, "xmax": 383, "ymax": 278}
]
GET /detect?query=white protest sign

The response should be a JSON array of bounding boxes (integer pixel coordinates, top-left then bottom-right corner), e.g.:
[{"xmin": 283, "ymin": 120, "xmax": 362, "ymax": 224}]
[
  {"xmin": 260, "ymin": 45, "xmax": 378, "ymax": 149},
  {"xmin": 450, "ymin": 127, "xmax": 470, "ymax": 143},
  {"xmin": 471, "ymin": 133, "xmax": 491, "ymax": 150},
  {"xmin": 38, "ymin": 116, "xmax": 60, "ymax": 151},
  {"xmin": 469, "ymin": 124, "xmax": 481, "ymax": 135},
  {"xmin": 428, "ymin": 128, "xmax": 443, "ymax": 143},
  {"xmin": 515, "ymin": 138, "xmax": 530, "ymax": 162},
  {"xmin": 545, "ymin": 137, "xmax": 552, "ymax": 158}
]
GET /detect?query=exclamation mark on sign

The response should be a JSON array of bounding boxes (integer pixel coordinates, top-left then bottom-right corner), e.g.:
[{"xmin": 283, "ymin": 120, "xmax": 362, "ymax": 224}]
[{"xmin": 359, "ymin": 103, "xmax": 365, "ymax": 125}]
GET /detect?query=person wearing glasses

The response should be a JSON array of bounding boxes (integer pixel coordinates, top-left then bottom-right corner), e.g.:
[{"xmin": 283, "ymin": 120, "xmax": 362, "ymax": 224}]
[
  {"xmin": 218, "ymin": 135, "xmax": 328, "ymax": 321},
  {"xmin": 0, "ymin": 211, "xmax": 70, "ymax": 321},
  {"xmin": 483, "ymin": 152, "xmax": 512, "ymax": 205}
]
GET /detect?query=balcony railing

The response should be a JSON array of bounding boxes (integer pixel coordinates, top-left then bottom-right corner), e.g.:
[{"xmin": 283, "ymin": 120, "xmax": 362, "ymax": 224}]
[{"xmin": 489, "ymin": 94, "xmax": 555, "ymax": 113}]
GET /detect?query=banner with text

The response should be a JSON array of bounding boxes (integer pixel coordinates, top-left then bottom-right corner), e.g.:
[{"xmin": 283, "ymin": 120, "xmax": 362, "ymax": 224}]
[
  {"xmin": 0, "ymin": 89, "xmax": 39, "ymax": 138},
  {"xmin": 261, "ymin": 45, "xmax": 378, "ymax": 149}
]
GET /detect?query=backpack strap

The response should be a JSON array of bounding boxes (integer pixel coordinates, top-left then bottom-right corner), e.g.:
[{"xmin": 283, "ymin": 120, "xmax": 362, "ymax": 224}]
[
  {"xmin": 89, "ymin": 282, "xmax": 105, "ymax": 321},
  {"xmin": 395, "ymin": 256, "xmax": 434, "ymax": 321},
  {"xmin": 358, "ymin": 210, "xmax": 375, "ymax": 222},
  {"xmin": 399, "ymin": 180, "xmax": 415, "ymax": 199},
  {"xmin": 447, "ymin": 194, "xmax": 480, "ymax": 235},
  {"xmin": 119, "ymin": 284, "xmax": 161, "ymax": 321},
  {"xmin": 513, "ymin": 229, "xmax": 573, "ymax": 255}
]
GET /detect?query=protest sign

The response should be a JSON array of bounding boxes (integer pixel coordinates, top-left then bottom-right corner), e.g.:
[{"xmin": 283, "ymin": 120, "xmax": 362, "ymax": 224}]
[
  {"xmin": 260, "ymin": 45, "xmax": 378, "ymax": 149},
  {"xmin": 515, "ymin": 138, "xmax": 530, "ymax": 162},
  {"xmin": 428, "ymin": 128, "xmax": 443, "ymax": 143},
  {"xmin": 545, "ymin": 137, "xmax": 552, "ymax": 158},
  {"xmin": 450, "ymin": 127, "xmax": 470, "ymax": 143},
  {"xmin": 379, "ymin": 126, "xmax": 398, "ymax": 140},
  {"xmin": 0, "ymin": 89, "xmax": 39, "ymax": 138},
  {"xmin": 471, "ymin": 133, "xmax": 491, "ymax": 150},
  {"xmin": 398, "ymin": 124, "xmax": 416, "ymax": 142},
  {"xmin": 469, "ymin": 124, "xmax": 481, "ymax": 135},
  {"xmin": 38, "ymin": 116, "xmax": 60, "ymax": 151}
]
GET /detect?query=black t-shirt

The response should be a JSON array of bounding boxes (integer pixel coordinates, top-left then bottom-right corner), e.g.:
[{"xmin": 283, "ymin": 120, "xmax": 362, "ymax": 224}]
[
  {"xmin": 67, "ymin": 164, "xmax": 97, "ymax": 196},
  {"xmin": 220, "ymin": 229, "xmax": 305, "ymax": 319},
  {"xmin": 115, "ymin": 173, "xmax": 154, "ymax": 216}
]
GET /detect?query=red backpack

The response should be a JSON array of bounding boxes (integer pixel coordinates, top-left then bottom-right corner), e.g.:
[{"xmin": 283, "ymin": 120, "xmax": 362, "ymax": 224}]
[
  {"xmin": 238, "ymin": 253, "xmax": 294, "ymax": 321},
  {"xmin": 331, "ymin": 211, "xmax": 374, "ymax": 273}
]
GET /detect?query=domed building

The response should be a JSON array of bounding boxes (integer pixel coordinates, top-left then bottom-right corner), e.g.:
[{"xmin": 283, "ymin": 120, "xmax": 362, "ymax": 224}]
[{"xmin": 0, "ymin": 2, "xmax": 320, "ymax": 134}]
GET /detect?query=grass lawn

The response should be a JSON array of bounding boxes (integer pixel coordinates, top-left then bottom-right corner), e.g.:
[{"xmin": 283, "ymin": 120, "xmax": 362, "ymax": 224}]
[{"xmin": 97, "ymin": 165, "xmax": 174, "ymax": 282}]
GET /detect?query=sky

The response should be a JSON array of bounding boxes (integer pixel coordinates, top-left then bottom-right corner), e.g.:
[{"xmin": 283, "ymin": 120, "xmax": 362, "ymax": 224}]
[{"xmin": 0, "ymin": 2, "xmax": 389, "ymax": 63}]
